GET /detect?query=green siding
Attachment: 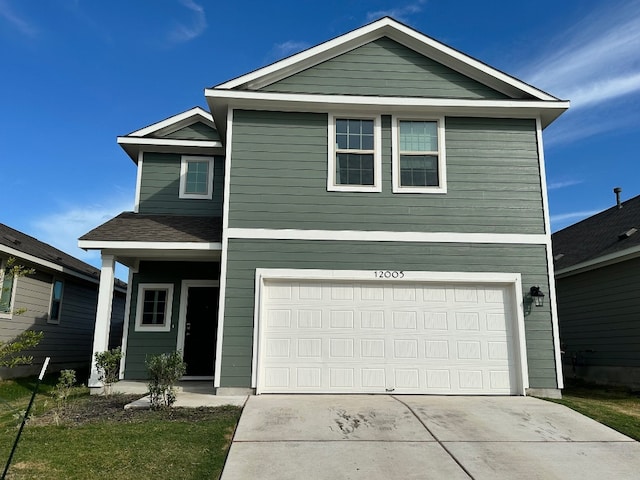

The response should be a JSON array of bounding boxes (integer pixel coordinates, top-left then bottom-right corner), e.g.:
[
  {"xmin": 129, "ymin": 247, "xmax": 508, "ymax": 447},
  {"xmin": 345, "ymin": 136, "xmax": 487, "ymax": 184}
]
[
  {"xmin": 219, "ymin": 239, "xmax": 557, "ymax": 389},
  {"xmin": 229, "ymin": 110, "xmax": 544, "ymax": 234},
  {"xmin": 557, "ymin": 257, "xmax": 640, "ymax": 369},
  {"xmin": 138, "ymin": 152, "xmax": 224, "ymax": 216},
  {"xmin": 123, "ymin": 261, "xmax": 220, "ymax": 379},
  {"xmin": 261, "ymin": 37, "xmax": 509, "ymax": 99},
  {"xmin": 161, "ymin": 122, "xmax": 220, "ymax": 141}
]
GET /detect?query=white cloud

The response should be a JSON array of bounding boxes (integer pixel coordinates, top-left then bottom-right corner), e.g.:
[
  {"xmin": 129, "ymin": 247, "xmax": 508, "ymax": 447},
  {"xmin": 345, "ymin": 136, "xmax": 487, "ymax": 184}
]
[
  {"xmin": 0, "ymin": 0, "xmax": 38, "ymax": 36},
  {"xmin": 169, "ymin": 0, "xmax": 207, "ymax": 43},
  {"xmin": 547, "ymin": 179, "xmax": 582, "ymax": 191},
  {"xmin": 273, "ymin": 41, "xmax": 311, "ymax": 59},
  {"xmin": 366, "ymin": 0, "xmax": 427, "ymax": 23}
]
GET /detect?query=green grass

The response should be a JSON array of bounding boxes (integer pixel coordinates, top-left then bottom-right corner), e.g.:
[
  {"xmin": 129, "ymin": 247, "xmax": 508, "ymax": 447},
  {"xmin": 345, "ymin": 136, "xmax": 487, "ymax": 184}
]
[
  {"xmin": 550, "ymin": 379, "xmax": 640, "ymax": 441},
  {"xmin": 0, "ymin": 378, "xmax": 241, "ymax": 479}
]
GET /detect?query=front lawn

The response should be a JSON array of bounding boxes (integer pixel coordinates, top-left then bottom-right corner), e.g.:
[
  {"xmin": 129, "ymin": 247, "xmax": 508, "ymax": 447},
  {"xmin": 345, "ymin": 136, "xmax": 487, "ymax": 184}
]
[
  {"xmin": 0, "ymin": 378, "xmax": 241, "ymax": 480},
  {"xmin": 550, "ymin": 379, "xmax": 640, "ymax": 441}
]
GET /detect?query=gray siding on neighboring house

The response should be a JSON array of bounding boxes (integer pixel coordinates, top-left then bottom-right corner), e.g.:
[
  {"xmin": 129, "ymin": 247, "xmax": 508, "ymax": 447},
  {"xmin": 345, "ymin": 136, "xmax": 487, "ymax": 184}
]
[
  {"xmin": 220, "ymin": 239, "xmax": 556, "ymax": 389},
  {"xmin": 261, "ymin": 37, "xmax": 509, "ymax": 99},
  {"xmin": 229, "ymin": 110, "xmax": 544, "ymax": 234},
  {"xmin": 123, "ymin": 261, "xmax": 219, "ymax": 379},
  {"xmin": 138, "ymin": 152, "xmax": 224, "ymax": 216},
  {"xmin": 557, "ymin": 257, "xmax": 640, "ymax": 369},
  {"xmin": 161, "ymin": 122, "xmax": 220, "ymax": 141}
]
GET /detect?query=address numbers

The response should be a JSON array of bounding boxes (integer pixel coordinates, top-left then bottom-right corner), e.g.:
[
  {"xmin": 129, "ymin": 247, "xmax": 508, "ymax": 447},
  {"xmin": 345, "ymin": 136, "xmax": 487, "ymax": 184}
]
[{"xmin": 374, "ymin": 270, "xmax": 404, "ymax": 279}]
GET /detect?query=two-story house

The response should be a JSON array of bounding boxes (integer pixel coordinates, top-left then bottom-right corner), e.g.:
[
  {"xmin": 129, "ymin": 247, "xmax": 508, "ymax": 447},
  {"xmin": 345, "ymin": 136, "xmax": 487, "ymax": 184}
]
[{"xmin": 80, "ymin": 17, "xmax": 569, "ymax": 397}]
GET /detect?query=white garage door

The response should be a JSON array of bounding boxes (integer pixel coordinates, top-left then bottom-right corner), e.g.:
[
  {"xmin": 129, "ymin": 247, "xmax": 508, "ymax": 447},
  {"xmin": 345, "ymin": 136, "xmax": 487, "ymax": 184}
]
[{"xmin": 258, "ymin": 279, "xmax": 520, "ymax": 395}]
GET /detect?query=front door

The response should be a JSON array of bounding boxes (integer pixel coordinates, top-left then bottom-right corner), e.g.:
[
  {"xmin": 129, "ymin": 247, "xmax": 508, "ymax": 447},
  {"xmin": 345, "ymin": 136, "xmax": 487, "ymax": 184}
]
[{"xmin": 183, "ymin": 286, "xmax": 218, "ymax": 377}]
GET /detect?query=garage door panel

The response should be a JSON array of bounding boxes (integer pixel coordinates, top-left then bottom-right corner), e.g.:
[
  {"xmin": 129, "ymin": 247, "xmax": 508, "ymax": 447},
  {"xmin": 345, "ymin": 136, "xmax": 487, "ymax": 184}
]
[{"xmin": 259, "ymin": 280, "xmax": 519, "ymax": 394}]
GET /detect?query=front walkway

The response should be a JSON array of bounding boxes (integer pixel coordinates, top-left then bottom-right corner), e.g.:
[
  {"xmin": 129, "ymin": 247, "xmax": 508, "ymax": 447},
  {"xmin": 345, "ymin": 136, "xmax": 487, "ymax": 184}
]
[{"xmin": 111, "ymin": 381, "xmax": 247, "ymax": 408}]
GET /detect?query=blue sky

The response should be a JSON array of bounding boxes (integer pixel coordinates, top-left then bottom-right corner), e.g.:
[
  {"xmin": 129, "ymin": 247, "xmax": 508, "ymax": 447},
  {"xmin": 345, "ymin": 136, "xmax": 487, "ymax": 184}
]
[{"xmin": 2, "ymin": 0, "xmax": 640, "ymax": 277}]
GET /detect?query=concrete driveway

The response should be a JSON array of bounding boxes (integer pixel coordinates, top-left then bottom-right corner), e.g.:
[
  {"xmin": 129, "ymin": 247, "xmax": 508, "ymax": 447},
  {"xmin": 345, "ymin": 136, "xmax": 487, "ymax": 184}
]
[{"xmin": 220, "ymin": 395, "xmax": 640, "ymax": 480}]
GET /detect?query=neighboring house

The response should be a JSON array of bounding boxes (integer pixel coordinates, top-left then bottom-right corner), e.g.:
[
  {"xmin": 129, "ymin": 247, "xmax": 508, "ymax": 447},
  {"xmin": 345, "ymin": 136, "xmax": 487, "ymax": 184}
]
[
  {"xmin": 0, "ymin": 223, "xmax": 126, "ymax": 379},
  {"xmin": 80, "ymin": 17, "xmax": 569, "ymax": 397},
  {"xmin": 552, "ymin": 191, "xmax": 640, "ymax": 388}
]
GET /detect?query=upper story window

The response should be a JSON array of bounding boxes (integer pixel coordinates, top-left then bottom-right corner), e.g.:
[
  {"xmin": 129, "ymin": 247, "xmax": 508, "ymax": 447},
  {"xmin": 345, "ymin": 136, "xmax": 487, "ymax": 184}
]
[
  {"xmin": 135, "ymin": 283, "xmax": 173, "ymax": 332},
  {"xmin": 328, "ymin": 115, "xmax": 382, "ymax": 192},
  {"xmin": 179, "ymin": 156, "xmax": 215, "ymax": 199},
  {"xmin": 0, "ymin": 261, "xmax": 14, "ymax": 315},
  {"xmin": 48, "ymin": 279, "xmax": 64, "ymax": 324},
  {"xmin": 392, "ymin": 117, "xmax": 447, "ymax": 194}
]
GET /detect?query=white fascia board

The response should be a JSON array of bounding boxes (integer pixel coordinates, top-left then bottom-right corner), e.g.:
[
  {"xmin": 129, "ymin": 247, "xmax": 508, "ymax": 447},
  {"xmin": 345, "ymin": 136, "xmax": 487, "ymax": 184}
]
[
  {"xmin": 116, "ymin": 137, "xmax": 222, "ymax": 149},
  {"xmin": 214, "ymin": 17, "xmax": 557, "ymax": 102},
  {"xmin": 0, "ymin": 244, "xmax": 99, "ymax": 285},
  {"xmin": 205, "ymin": 90, "xmax": 569, "ymax": 128},
  {"xmin": 555, "ymin": 245, "xmax": 640, "ymax": 278},
  {"xmin": 227, "ymin": 228, "xmax": 550, "ymax": 245},
  {"xmin": 127, "ymin": 107, "xmax": 213, "ymax": 137},
  {"xmin": 78, "ymin": 240, "xmax": 223, "ymax": 251}
]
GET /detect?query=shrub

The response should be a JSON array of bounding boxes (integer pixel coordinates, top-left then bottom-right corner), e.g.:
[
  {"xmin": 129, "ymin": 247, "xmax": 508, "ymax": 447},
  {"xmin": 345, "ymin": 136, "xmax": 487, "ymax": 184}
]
[
  {"xmin": 52, "ymin": 369, "xmax": 76, "ymax": 425},
  {"xmin": 95, "ymin": 347, "xmax": 122, "ymax": 395},
  {"xmin": 146, "ymin": 351, "xmax": 186, "ymax": 409},
  {"xmin": 0, "ymin": 330, "xmax": 44, "ymax": 368}
]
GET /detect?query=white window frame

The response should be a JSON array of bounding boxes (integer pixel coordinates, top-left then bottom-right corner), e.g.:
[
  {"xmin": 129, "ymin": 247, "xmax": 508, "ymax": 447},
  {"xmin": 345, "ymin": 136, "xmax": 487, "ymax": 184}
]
[
  {"xmin": 328, "ymin": 114, "xmax": 382, "ymax": 193},
  {"xmin": 135, "ymin": 283, "xmax": 174, "ymax": 332},
  {"xmin": 48, "ymin": 278, "xmax": 64, "ymax": 324},
  {"xmin": 179, "ymin": 155, "xmax": 215, "ymax": 199},
  {"xmin": 392, "ymin": 116, "xmax": 447, "ymax": 194},
  {"xmin": 0, "ymin": 259, "xmax": 15, "ymax": 318}
]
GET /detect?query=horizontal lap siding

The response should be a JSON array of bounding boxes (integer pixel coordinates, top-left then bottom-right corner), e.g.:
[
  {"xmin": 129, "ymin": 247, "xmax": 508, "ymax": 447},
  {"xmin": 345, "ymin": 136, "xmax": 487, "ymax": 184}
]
[
  {"xmin": 138, "ymin": 152, "xmax": 224, "ymax": 216},
  {"xmin": 229, "ymin": 111, "xmax": 544, "ymax": 234},
  {"xmin": 124, "ymin": 261, "xmax": 220, "ymax": 379},
  {"xmin": 557, "ymin": 257, "xmax": 640, "ymax": 367},
  {"xmin": 161, "ymin": 122, "xmax": 220, "ymax": 141},
  {"xmin": 261, "ymin": 37, "xmax": 507, "ymax": 99},
  {"xmin": 220, "ymin": 239, "xmax": 556, "ymax": 389}
]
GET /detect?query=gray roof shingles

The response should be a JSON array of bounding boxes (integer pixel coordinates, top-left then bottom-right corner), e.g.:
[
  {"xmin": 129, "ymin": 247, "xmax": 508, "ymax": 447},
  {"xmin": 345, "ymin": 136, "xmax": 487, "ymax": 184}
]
[
  {"xmin": 552, "ymin": 194, "xmax": 640, "ymax": 271},
  {"xmin": 79, "ymin": 212, "xmax": 222, "ymax": 243}
]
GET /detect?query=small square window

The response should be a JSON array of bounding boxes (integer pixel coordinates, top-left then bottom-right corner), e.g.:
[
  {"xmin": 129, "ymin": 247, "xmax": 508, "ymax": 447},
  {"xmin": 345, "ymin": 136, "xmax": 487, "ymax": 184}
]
[
  {"xmin": 48, "ymin": 279, "xmax": 64, "ymax": 324},
  {"xmin": 179, "ymin": 156, "xmax": 214, "ymax": 199},
  {"xmin": 393, "ymin": 118, "xmax": 446, "ymax": 194},
  {"xmin": 328, "ymin": 115, "xmax": 381, "ymax": 192},
  {"xmin": 135, "ymin": 284, "xmax": 174, "ymax": 332}
]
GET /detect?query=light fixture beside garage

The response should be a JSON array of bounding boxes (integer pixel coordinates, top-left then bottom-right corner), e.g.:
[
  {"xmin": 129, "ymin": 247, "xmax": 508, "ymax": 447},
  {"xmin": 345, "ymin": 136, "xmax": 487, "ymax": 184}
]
[{"xmin": 529, "ymin": 286, "xmax": 545, "ymax": 307}]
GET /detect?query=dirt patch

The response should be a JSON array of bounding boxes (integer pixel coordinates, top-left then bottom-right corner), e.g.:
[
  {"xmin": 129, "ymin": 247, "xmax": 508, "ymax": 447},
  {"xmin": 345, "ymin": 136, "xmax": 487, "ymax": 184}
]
[{"xmin": 30, "ymin": 394, "xmax": 241, "ymax": 427}]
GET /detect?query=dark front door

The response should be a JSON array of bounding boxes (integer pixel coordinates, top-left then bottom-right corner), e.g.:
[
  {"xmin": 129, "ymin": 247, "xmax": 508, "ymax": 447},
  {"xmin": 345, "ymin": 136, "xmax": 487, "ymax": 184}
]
[{"xmin": 183, "ymin": 286, "xmax": 218, "ymax": 377}]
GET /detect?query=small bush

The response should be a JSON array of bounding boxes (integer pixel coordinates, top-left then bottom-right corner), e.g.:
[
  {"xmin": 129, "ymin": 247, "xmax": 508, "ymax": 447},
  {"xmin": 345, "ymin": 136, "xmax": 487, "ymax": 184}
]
[
  {"xmin": 95, "ymin": 347, "xmax": 122, "ymax": 395},
  {"xmin": 52, "ymin": 369, "xmax": 76, "ymax": 425},
  {"xmin": 146, "ymin": 352, "xmax": 186, "ymax": 409}
]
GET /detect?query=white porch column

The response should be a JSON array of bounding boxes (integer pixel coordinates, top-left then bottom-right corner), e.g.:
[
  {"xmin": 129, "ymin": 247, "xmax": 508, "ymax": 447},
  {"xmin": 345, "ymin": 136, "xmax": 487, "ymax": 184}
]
[{"xmin": 89, "ymin": 254, "xmax": 116, "ymax": 388}]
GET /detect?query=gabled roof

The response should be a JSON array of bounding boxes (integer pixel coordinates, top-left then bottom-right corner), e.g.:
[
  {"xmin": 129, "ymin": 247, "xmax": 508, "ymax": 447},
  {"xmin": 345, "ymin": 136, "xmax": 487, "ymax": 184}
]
[
  {"xmin": 205, "ymin": 17, "xmax": 569, "ymax": 137},
  {"xmin": 0, "ymin": 223, "xmax": 126, "ymax": 289},
  {"xmin": 552, "ymin": 194, "xmax": 640, "ymax": 275},
  {"xmin": 117, "ymin": 107, "xmax": 224, "ymax": 162}
]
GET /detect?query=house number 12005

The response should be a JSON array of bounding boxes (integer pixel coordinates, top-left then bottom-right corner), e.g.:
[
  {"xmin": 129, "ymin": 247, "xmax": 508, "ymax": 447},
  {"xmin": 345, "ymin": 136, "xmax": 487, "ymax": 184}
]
[{"xmin": 375, "ymin": 270, "xmax": 404, "ymax": 279}]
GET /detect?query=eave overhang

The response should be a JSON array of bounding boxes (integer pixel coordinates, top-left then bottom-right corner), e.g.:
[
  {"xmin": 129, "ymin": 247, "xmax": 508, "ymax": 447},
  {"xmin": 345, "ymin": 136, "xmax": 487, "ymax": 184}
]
[{"xmin": 116, "ymin": 137, "xmax": 225, "ymax": 163}]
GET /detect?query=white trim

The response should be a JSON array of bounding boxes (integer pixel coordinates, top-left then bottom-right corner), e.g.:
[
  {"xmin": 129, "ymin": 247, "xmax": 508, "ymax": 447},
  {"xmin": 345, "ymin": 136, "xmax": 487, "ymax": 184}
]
[
  {"xmin": 0, "ymin": 244, "xmax": 99, "ymax": 285},
  {"xmin": 536, "ymin": 118, "xmax": 563, "ymax": 389},
  {"xmin": 327, "ymin": 114, "xmax": 382, "ymax": 192},
  {"xmin": 227, "ymin": 227, "xmax": 550, "ymax": 245},
  {"xmin": 79, "ymin": 240, "xmax": 222, "ymax": 251},
  {"xmin": 555, "ymin": 245, "xmax": 640, "ymax": 278},
  {"xmin": 47, "ymin": 278, "xmax": 64, "ymax": 325},
  {"xmin": 134, "ymin": 152, "xmax": 143, "ymax": 213},
  {"xmin": 214, "ymin": 17, "xmax": 558, "ymax": 102},
  {"xmin": 134, "ymin": 283, "xmax": 174, "ymax": 332},
  {"xmin": 127, "ymin": 107, "xmax": 214, "ymax": 137},
  {"xmin": 119, "ymin": 268, "xmax": 135, "ymax": 380},
  {"xmin": 252, "ymin": 268, "xmax": 529, "ymax": 395},
  {"xmin": 392, "ymin": 116, "xmax": 447, "ymax": 194},
  {"xmin": 177, "ymin": 279, "xmax": 219, "ymax": 358},
  {"xmin": 214, "ymin": 109, "xmax": 234, "ymax": 388},
  {"xmin": 117, "ymin": 137, "xmax": 222, "ymax": 149},
  {"xmin": 89, "ymin": 255, "xmax": 116, "ymax": 387},
  {"xmin": 179, "ymin": 155, "xmax": 215, "ymax": 200}
]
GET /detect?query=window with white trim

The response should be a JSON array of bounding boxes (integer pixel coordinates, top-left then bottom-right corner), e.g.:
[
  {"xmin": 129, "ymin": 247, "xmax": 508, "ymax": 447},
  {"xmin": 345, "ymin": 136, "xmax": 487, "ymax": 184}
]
[
  {"xmin": 48, "ymin": 279, "xmax": 64, "ymax": 324},
  {"xmin": 135, "ymin": 283, "xmax": 174, "ymax": 332},
  {"xmin": 179, "ymin": 156, "xmax": 215, "ymax": 199},
  {"xmin": 392, "ymin": 117, "xmax": 446, "ymax": 193},
  {"xmin": 328, "ymin": 115, "xmax": 382, "ymax": 192},
  {"xmin": 0, "ymin": 261, "xmax": 14, "ymax": 315}
]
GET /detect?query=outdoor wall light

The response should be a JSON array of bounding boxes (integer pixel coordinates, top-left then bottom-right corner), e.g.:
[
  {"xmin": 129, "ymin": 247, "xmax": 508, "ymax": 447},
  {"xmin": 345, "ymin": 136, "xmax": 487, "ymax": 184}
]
[{"xmin": 529, "ymin": 286, "xmax": 545, "ymax": 307}]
